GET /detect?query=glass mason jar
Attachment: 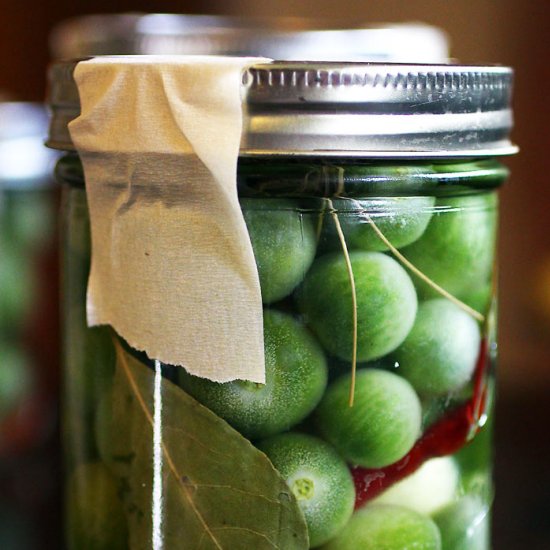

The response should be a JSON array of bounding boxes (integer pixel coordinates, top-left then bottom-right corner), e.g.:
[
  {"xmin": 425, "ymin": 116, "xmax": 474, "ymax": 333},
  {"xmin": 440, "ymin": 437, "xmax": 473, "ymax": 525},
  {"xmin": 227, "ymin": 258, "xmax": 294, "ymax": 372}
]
[
  {"xmin": 50, "ymin": 13, "xmax": 449, "ymax": 63},
  {"xmin": 48, "ymin": 61, "xmax": 516, "ymax": 549},
  {"xmin": 0, "ymin": 102, "xmax": 61, "ymax": 550},
  {"xmin": 0, "ymin": 102, "xmax": 59, "ymax": 456}
]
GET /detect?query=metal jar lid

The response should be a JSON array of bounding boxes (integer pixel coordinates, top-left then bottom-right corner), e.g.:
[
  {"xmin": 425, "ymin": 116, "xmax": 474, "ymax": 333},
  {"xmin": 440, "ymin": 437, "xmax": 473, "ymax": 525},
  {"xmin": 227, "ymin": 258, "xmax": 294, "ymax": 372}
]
[
  {"xmin": 47, "ymin": 59, "xmax": 516, "ymax": 158},
  {"xmin": 49, "ymin": 14, "xmax": 449, "ymax": 63}
]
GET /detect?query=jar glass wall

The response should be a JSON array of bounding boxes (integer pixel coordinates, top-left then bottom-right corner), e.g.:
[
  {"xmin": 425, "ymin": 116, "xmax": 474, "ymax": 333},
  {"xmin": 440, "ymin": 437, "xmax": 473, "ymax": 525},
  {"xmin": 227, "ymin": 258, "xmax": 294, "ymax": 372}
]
[
  {"xmin": 57, "ymin": 154, "xmax": 505, "ymax": 549},
  {"xmin": 0, "ymin": 102, "xmax": 60, "ymax": 454},
  {"xmin": 0, "ymin": 102, "xmax": 61, "ymax": 549}
]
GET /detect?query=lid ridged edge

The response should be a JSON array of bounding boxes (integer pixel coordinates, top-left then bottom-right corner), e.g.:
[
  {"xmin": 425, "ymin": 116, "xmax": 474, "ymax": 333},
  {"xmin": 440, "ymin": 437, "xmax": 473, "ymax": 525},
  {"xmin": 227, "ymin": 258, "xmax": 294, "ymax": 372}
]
[{"xmin": 47, "ymin": 60, "xmax": 517, "ymax": 158}]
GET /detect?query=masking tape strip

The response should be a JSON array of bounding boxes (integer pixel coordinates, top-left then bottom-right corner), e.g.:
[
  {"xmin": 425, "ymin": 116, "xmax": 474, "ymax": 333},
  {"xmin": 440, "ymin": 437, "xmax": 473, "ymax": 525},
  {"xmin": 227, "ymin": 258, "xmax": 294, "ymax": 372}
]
[{"xmin": 69, "ymin": 56, "xmax": 270, "ymax": 383}]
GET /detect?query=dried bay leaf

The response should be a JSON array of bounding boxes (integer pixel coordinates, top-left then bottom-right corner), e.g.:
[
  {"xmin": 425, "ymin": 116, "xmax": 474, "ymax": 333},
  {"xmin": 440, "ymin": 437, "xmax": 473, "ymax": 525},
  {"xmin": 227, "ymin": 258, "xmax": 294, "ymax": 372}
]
[{"xmin": 109, "ymin": 341, "xmax": 309, "ymax": 550}]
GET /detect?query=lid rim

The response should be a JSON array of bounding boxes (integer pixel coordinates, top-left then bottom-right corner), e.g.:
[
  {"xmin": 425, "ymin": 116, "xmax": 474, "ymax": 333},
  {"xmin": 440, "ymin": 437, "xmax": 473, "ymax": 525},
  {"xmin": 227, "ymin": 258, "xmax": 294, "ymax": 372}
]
[{"xmin": 46, "ymin": 59, "xmax": 517, "ymax": 157}]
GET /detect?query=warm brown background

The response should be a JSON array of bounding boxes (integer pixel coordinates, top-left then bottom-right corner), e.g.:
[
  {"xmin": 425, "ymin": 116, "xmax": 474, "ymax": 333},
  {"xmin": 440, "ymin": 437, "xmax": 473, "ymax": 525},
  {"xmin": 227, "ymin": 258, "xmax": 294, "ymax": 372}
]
[{"xmin": 1, "ymin": 1, "xmax": 549, "ymax": 548}]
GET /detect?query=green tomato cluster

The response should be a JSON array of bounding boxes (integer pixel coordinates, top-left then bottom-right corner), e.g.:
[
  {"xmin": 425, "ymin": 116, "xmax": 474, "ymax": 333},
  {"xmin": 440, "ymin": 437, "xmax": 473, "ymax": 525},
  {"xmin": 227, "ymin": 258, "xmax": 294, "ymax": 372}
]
[
  {"xmin": 80, "ymin": 185, "xmax": 493, "ymax": 549},
  {"xmin": 172, "ymin": 190, "xmax": 493, "ymax": 548},
  {"xmin": 174, "ymin": 194, "xmax": 495, "ymax": 550}
]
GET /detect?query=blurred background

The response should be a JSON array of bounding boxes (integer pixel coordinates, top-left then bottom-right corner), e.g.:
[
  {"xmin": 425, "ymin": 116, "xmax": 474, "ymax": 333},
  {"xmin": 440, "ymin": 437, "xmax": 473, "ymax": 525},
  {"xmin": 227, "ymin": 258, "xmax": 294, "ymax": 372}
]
[{"xmin": 0, "ymin": 0, "xmax": 549, "ymax": 548}]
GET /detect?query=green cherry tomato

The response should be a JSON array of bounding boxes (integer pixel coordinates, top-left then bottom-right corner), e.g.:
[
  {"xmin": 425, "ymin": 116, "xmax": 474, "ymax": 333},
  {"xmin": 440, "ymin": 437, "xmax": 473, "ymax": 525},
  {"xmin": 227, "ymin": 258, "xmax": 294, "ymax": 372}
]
[
  {"xmin": 258, "ymin": 432, "xmax": 355, "ymax": 548},
  {"xmin": 401, "ymin": 193, "xmax": 497, "ymax": 300},
  {"xmin": 241, "ymin": 198, "xmax": 317, "ymax": 304},
  {"xmin": 316, "ymin": 369, "xmax": 421, "ymax": 468},
  {"xmin": 321, "ymin": 504, "xmax": 441, "ymax": 550},
  {"xmin": 179, "ymin": 309, "xmax": 327, "ymax": 439},
  {"xmin": 297, "ymin": 251, "xmax": 417, "ymax": 362},
  {"xmin": 433, "ymin": 496, "xmax": 489, "ymax": 550},
  {"xmin": 393, "ymin": 299, "xmax": 481, "ymax": 396}
]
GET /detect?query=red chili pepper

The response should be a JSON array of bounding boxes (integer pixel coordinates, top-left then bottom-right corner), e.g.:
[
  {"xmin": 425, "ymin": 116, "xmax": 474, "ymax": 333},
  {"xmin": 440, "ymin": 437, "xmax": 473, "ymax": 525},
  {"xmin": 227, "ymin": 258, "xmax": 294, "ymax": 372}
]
[{"xmin": 352, "ymin": 338, "xmax": 489, "ymax": 509}]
